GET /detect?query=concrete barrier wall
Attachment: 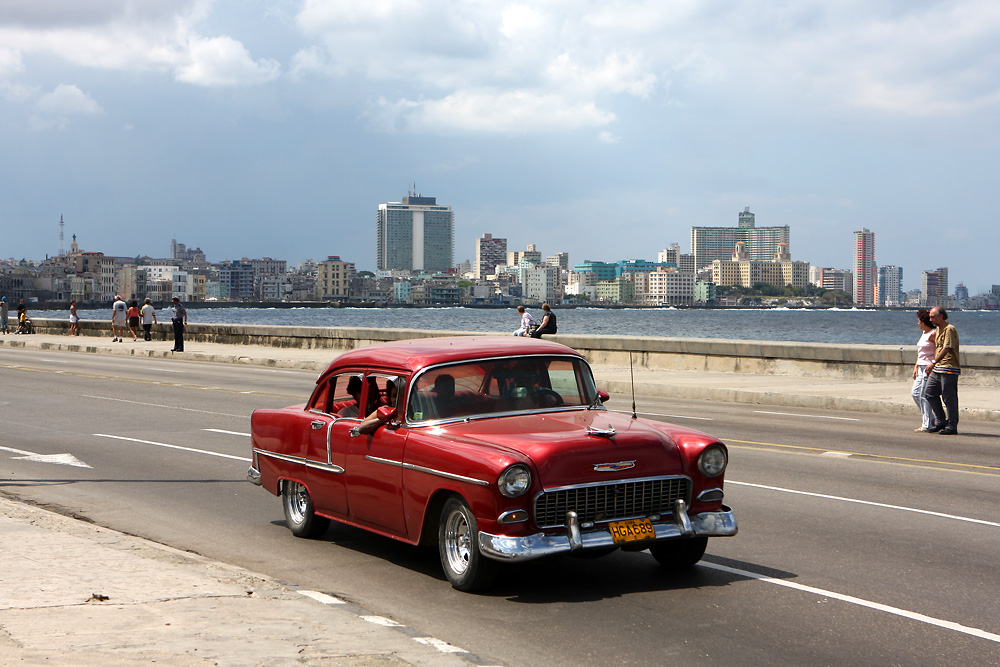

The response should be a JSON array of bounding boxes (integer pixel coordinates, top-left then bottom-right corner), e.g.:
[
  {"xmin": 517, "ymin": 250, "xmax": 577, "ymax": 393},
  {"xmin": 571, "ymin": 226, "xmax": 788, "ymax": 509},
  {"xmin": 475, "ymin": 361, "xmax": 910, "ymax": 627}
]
[{"xmin": 33, "ymin": 318, "xmax": 1000, "ymax": 387}]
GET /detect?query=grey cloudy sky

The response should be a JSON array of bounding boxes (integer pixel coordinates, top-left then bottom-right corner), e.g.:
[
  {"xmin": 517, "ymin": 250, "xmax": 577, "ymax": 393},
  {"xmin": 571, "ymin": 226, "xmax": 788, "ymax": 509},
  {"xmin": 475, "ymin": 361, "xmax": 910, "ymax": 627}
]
[{"xmin": 2, "ymin": 0, "xmax": 998, "ymax": 292}]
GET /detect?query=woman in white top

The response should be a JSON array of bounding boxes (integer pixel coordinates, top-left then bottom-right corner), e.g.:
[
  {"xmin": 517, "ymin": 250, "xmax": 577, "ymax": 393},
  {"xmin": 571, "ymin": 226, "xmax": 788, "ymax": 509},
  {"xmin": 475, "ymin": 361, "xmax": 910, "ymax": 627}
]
[{"xmin": 911, "ymin": 309, "xmax": 937, "ymax": 432}]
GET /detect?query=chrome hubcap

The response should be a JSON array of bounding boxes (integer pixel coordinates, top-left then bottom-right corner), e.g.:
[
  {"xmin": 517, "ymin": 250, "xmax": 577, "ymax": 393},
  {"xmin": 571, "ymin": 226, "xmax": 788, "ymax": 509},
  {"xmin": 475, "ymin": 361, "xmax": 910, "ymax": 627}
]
[{"xmin": 444, "ymin": 509, "xmax": 471, "ymax": 575}]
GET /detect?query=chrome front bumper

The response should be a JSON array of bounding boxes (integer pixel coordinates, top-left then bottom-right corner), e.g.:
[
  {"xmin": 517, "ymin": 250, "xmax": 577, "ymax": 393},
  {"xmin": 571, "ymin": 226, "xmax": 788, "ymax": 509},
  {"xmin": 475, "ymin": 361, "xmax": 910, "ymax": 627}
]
[
  {"xmin": 478, "ymin": 502, "xmax": 737, "ymax": 562},
  {"xmin": 246, "ymin": 465, "xmax": 262, "ymax": 486}
]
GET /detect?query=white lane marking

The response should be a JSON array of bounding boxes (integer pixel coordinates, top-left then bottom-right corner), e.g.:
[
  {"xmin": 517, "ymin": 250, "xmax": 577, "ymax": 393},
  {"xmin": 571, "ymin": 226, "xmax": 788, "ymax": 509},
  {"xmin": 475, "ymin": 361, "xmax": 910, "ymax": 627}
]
[
  {"xmin": 204, "ymin": 429, "xmax": 250, "ymax": 437},
  {"xmin": 0, "ymin": 445, "xmax": 91, "ymax": 468},
  {"xmin": 39, "ymin": 359, "xmax": 68, "ymax": 363},
  {"xmin": 703, "ymin": 562, "xmax": 1000, "ymax": 644},
  {"xmin": 148, "ymin": 368, "xmax": 184, "ymax": 373},
  {"xmin": 613, "ymin": 409, "xmax": 713, "ymax": 421},
  {"xmin": 822, "ymin": 451, "xmax": 853, "ymax": 458},
  {"xmin": 93, "ymin": 434, "xmax": 250, "ymax": 462},
  {"xmin": 297, "ymin": 590, "xmax": 345, "ymax": 605},
  {"xmin": 84, "ymin": 395, "xmax": 244, "ymax": 418},
  {"xmin": 754, "ymin": 410, "xmax": 860, "ymax": 421},
  {"xmin": 413, "ymin": 637, "xmax": 466, "ymax": 654},
  {"xmin": 361, "ymin": 615, "xmax": 402, "ymax": 627},
  {"xmin": 730, "ymin": 480, "xmax": 1000, "ymax": 528}
]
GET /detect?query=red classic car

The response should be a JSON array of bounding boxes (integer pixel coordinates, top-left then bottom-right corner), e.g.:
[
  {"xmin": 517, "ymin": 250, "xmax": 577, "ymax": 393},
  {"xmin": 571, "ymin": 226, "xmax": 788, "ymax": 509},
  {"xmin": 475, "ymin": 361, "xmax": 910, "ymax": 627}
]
[{"xmin": 248, "ymin": 336, "xmax": 736, "ymax": 590}]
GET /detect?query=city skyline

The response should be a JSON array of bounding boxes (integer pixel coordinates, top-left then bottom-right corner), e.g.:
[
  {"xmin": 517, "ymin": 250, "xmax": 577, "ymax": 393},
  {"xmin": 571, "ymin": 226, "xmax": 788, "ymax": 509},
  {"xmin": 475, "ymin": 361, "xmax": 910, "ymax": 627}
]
[{"xmin": 2, "ymin": 2, "xmax": 998, "ymax": 293}]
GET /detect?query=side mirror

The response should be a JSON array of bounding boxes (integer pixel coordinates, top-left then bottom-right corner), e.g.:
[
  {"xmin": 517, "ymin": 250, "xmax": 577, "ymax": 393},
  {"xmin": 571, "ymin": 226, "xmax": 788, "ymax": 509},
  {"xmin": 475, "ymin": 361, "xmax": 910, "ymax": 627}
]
[
  {"xmin": 376, "ymin": 406, "xmax": 397, "ymax": 422},
  {"xmin": 597, "ymin": 390, "xmax": 610, "ymax": 402}
]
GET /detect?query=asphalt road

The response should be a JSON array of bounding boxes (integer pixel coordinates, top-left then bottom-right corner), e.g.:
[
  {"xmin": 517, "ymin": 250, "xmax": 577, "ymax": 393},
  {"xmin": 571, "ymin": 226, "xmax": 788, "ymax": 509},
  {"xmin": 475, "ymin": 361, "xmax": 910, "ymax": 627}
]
[{"xmin": 3, "ymin": 346, "xmax": 999, "ymax": 665}]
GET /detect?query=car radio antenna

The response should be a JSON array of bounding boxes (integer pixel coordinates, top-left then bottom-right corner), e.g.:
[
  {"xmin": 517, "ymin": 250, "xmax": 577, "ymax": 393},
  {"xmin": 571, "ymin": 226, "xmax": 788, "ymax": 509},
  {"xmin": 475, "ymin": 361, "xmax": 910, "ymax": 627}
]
[{"xmin": 629, "ymin": 351, "xmax": 637, "ymax": 420}]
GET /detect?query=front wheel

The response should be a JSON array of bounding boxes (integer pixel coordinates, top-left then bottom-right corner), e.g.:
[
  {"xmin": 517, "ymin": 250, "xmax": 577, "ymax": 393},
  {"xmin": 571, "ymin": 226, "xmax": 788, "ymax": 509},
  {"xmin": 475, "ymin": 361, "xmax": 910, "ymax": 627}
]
[
  {"xmin": 438, "ymin": 497, "xmax": 497, "ymax": 591},
  {"xmin": 282, "ymin": 480, "xmax": 330, "ymax": 538},
  {"xmin": 649, "ymin": 537, "xmax": 708, "ymax": 569}
]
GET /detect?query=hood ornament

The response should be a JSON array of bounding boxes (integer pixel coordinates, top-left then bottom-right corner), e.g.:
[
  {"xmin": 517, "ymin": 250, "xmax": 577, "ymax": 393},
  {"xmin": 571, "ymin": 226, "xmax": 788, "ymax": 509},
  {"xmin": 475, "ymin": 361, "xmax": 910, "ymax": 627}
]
[
  {"xmin": 586, "ymin": 425, "xmax": 616, "ymax": 438},
  {"xmin": 594, "ymin": 460, "xmax": 635, "ymax": 472}
]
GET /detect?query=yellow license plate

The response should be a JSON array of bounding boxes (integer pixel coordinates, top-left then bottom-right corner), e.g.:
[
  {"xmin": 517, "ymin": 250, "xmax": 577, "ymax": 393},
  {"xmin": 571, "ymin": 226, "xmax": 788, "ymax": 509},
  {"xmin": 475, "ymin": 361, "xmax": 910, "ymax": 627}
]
[{"xmin": 608, "ymin": 517, "xmax": 656, "ymax": 544}]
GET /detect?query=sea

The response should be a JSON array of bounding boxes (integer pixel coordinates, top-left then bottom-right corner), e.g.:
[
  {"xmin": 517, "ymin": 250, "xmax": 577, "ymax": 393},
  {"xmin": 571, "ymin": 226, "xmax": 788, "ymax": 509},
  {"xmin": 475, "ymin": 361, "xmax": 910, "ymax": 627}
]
[{"xmin": 71, "ymin": 306, "xmax": 1000, "ymax": 347}]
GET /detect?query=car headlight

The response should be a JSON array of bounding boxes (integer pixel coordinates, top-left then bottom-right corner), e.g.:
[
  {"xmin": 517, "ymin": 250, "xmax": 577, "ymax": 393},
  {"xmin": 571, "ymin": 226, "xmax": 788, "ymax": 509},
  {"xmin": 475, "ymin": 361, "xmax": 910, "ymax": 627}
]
[
  {"xmin": 498, "ymin": 464, "xmax": 532, "ymax": 498},
  {"xmin": 698, "ymin": 444, "xmax": 727, "ymax": 478}
]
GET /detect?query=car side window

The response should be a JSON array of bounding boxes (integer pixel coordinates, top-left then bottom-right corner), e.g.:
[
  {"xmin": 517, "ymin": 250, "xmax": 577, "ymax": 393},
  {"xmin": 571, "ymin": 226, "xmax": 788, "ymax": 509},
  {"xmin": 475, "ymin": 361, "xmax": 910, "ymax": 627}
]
[
  {"xmin": 308, "ymin": 380, "xmax": 331, "ymax": 413},
  {"xmin": 331, "ymin": 374, "xmax": 364, "ymax": 419}
]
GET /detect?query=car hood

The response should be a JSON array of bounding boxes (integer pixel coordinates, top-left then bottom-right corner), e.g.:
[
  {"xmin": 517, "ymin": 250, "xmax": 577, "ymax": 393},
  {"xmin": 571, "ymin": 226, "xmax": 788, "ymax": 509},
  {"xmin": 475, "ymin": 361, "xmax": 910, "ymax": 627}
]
[{"xmin": 433, "ymin": 409, "xmax": 690, "ymax": 487}]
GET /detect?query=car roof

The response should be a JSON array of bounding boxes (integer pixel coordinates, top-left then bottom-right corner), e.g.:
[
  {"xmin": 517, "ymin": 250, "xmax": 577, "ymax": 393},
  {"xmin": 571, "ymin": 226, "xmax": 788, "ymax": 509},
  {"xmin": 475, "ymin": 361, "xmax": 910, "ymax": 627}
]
[{"xmin": 319, "ymin": 336, "xmax": 585, "ymax": 378}]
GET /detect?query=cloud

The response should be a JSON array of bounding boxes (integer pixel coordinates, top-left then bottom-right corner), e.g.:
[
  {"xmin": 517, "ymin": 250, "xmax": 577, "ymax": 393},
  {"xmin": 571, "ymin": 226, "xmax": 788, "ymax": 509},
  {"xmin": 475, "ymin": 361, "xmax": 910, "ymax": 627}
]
[
  {"xmin": 292, "ymin": 0, "xmax": 1000, "ymax": 137},
  {"xmin": 175, "ymin": 36, "xmax": 281, "ymax": 86},
  {"xmin": 370, "ymin": 89, "xmax": 616, "ymax": 134},
  {"xmin": 0, "ymin": 0, "xmax": 278, "ymax": 87},
  {"xmin": 30, "ymin": 83, "xmax": 102, "ymax": 130}
]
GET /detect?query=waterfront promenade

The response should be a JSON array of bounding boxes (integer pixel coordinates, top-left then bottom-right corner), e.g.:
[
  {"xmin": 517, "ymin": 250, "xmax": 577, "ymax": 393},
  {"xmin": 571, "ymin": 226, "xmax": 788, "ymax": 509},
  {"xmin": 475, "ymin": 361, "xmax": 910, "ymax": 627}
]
[{"xmin": 4, "ymin": 328, "xmax": 998, "ymax": 421}]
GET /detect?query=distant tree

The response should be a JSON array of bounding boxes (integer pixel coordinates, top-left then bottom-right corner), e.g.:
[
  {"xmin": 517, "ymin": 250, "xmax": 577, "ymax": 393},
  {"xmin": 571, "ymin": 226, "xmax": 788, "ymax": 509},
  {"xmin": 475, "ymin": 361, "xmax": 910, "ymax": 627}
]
[{"xmin": 358, "ymin": 271, "xmax": 375, "ymax": 279}]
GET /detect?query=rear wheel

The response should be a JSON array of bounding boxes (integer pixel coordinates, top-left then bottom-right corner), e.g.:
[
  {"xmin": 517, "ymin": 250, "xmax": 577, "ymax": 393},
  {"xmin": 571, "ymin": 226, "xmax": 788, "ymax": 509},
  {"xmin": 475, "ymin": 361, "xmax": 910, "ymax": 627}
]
[
  {"xmin": 649, "ymin": 537, "xmax": 708, "ymax": 568},
  {"xmin": 438, "ymin": 497, "xmax": 497, "ymax": 591},
  {"xmin": 282, "ymin": 480, "xmax": 330, "ymax": 538}
]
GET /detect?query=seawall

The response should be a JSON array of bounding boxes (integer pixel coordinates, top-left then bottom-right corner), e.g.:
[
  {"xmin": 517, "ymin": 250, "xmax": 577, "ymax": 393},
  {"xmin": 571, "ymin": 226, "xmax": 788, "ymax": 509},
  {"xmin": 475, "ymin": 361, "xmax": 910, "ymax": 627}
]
[{"xmin": 31, "ymin": 318, "xmax": 1000, "ymax": 387}]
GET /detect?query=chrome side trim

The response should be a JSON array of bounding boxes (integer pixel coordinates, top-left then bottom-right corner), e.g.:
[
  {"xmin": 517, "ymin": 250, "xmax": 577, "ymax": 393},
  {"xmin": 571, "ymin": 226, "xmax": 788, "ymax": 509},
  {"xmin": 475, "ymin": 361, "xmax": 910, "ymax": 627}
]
[
  {"xmin": 365, "ymin": 455, "xmax": 491, "ymax": 487},
  {"xmin": 253, "ymin": 448, "xmax": 345, "ymax": 475},
  {"xmin": 247, "ymin": 465, "xmax": 262, "ymax": 486},
  {"xmin": 478, "ymin": 506, "xmax": 738, "ymax": 562}
]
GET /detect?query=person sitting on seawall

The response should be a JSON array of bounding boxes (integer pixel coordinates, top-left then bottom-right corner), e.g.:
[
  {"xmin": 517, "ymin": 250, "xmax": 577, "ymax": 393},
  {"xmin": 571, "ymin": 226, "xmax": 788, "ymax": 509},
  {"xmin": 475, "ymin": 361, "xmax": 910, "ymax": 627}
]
[
  {"xmin": 354, "ymin": 380, "xmax": 398, "ymax": 436},
  {"xmin": 530, "ymin": 303, "xmax": 557, "ymax": 338},
  {"xmin": 512, "ymin": 305, "xmax": 536, "ymax": 337},
  {"xmin": 338, "ymin": 376, "xmax": 364, "ymax": 418}
]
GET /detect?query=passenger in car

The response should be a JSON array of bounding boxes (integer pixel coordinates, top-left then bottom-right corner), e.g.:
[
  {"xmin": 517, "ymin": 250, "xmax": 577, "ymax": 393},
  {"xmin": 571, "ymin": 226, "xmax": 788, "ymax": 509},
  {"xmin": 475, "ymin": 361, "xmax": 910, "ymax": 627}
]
[
  {"xmin": 338, "ymin": 376, "xmax": 363, "ymax": 417},
  {"xmin": 356, "ymin": 381, "xmax": 397, "ymax": 435},
  {"xmin": 431, "ymin": 374, "xmax": 455, "ymax": 417}
]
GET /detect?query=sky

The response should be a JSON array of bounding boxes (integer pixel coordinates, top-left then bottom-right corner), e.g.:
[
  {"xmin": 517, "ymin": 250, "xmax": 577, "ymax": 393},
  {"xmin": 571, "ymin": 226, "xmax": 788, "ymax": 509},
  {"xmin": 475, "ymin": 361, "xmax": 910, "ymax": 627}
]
[{"xmin": 2, "ymin": 0, "xmax": 999, "ymax": 294}]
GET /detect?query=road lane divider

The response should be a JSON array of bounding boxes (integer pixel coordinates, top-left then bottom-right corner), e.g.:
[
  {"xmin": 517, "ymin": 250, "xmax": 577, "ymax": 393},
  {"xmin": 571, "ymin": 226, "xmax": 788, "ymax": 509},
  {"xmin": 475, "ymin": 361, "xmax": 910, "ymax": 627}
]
[
  {"xmin": 84, "ymin": 395, "xmax": 245, "ymax": 418},
  {"xmin": 728, "ymin": 480, "xmax": 1000, "ymax": 528},
  {"xmin": 616, "ymin": 409, "xmax": 714, "ymax": 421},
  {"xmin": 204, "ymin": 429, "xmax": 250, "ymax": 437},
  {"xmin": 753, "ymin": 410, "xmax": 860, "ymax": 421},
  {"xmin": 725, "ymin": 438, "xmax": 1000, "ymax": 473},
  {"xmin": 94, "ymin": 434, "xmax": 250, "ymax": 462},
  {"xmin": 703, "ymin": 561, "xmax": 1000, "ymax": 644}
]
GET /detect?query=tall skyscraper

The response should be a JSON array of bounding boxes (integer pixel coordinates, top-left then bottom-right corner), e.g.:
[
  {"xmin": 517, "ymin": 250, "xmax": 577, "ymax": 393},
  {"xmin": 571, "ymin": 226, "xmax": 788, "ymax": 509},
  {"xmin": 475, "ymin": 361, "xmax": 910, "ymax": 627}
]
[
  {"xmin": 853, "ymin": 228, "xmax": 876, "ymax": 306},
  {"xmin": 921, "ymin": 267, "xmax": 949, "ymax": 307},
  {"xmin": 376, "ymin": 193, "xmax": 454, "ymax": 272},
  {"xmin": 691, "ymin": 208, "xmax": 790, "ymax": 270},
  {"xmin": 474, "ymin": 233, "xmax": 507, "ymax": 279},
  {"xmin": 877, "ymin": 265, "xmax": 903, "ymax": 307}
]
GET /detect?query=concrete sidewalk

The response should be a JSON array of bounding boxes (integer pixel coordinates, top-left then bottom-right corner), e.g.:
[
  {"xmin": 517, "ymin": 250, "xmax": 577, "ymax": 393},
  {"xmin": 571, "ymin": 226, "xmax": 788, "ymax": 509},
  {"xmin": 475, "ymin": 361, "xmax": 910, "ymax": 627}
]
[
  {"xmin": 2, "ymin": 331, "xmax": 997, "ymax": 422},
  {"xmin": 0, "ymin": 496, "xmax": 485, "ymax": 666}
]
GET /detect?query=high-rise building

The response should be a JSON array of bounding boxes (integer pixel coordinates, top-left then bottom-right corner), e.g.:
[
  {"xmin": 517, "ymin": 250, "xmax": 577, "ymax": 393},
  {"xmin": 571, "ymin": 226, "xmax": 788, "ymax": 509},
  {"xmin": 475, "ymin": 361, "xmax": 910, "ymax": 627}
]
[
  {"xmin": 376, "ymin": 194, "xmax": 454, "ymax": 273},
  {"xmin": 877, "ymin": 265, "xmax": 903, "ymax": 307},
  {"xmin": 921, "ymin": 267, "xmax": 949, "ymax": 307},
  {"xmin": 690, "ymin": 207, "xmax": 790, "ymax": 270},
  {"xmin": 508, "ymin": 244, "xmax": 542, "ymax": 267},
  {"xmin": 853, "ymin": 228, "xmax": 876, "ymax": 306}
]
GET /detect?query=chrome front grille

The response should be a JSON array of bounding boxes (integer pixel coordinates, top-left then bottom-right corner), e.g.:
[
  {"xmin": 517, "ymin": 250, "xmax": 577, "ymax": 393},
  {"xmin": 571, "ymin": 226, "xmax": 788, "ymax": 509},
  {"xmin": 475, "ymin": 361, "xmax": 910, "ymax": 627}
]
[{"xmin": 533, "ymin": 476, "xmax": 692, "ymax": 529}]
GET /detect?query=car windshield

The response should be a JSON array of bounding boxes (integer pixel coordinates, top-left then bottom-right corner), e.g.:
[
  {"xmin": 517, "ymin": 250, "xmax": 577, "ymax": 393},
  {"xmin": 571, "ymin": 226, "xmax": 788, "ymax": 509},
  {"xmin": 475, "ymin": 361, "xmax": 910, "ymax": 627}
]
[{"xmin": 405, "ymin": 355, "xmax": 599, "ymax": 423}]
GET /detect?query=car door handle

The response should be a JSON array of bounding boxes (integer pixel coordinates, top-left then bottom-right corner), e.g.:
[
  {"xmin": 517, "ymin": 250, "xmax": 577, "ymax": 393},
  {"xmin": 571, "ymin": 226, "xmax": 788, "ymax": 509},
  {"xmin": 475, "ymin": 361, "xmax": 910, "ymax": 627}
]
[{"xmin": 311, "ymin": 420, "xmax": 326, "ymax": 429}]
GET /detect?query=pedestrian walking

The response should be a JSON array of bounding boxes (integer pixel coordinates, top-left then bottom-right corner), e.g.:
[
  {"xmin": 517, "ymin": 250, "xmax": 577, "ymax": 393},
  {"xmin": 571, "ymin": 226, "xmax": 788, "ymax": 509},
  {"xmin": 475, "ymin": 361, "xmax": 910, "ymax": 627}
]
[
  {"xmin": 924, "ymin": 307, "xmax": 960, "ymax": 435},
  {"xmin": 170, "ymin": 297, "xmax": 187, "ymax": 352},
  {"xmin": 1, "ymin": 296, "xmax": 8, "ymax": 334},
  {"xmin": 127, "ymin": 299, "xmax": 140, "ymax": 341},
  {"xmin": 140, "ymin": 298, "xmax": 157, "ymax": 341},
  {"xmin": 910, "ymin": 309, "xmax": 935, "ymax": 432},
  {"xmin": 111, "ymin": 295, "xmax": 127, "ymax": 342},
  {"xmin": 512, "ymin": 305, "xmax": 536, "ymax": 336},
  {"xmin": 69, "ymin": 300, "xmax": 79, "ymax": 336}
]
